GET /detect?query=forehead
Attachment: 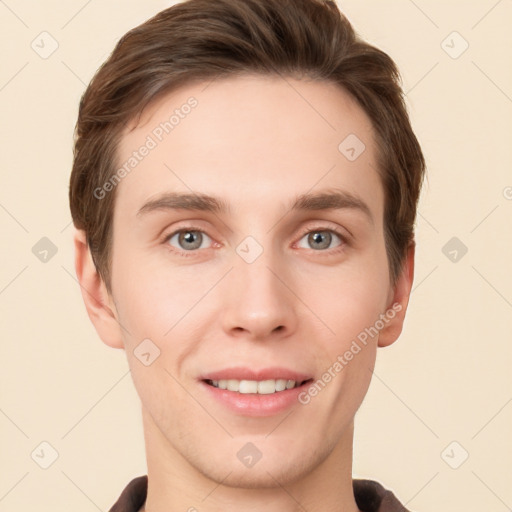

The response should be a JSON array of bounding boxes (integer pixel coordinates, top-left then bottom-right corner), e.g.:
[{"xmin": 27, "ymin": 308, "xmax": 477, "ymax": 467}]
[{"xmin": 113, "ymin": 74, "xmax": 383, "ymax": 225}]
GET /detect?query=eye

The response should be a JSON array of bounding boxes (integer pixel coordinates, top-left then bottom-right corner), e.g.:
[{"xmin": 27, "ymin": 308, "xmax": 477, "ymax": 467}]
[
  {"xmin": 296, "ymin": 228, "xmax": 345, "ymax": 251},
  {"xmin": 165, "ymin": 229, "xmax": 213, "ymax": 252}
]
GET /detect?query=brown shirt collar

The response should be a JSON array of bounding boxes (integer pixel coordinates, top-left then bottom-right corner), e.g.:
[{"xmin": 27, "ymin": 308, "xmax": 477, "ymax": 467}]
[{"xmin": 108, "ymin": 475, "xmax": 411, "ymax": 512}]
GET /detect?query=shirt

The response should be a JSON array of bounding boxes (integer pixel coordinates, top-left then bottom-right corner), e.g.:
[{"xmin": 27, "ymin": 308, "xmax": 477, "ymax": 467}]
[{"xmin": 108, "ymin": 475, "xmax": 411, "ymax": 512}]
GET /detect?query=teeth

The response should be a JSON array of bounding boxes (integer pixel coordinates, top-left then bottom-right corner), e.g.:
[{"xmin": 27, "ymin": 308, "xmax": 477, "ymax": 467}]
[
  {"xmin": 258, "ymin": 380, "xmax": 277, "ymax": 394},
  {"xmin": 239, "ymin": 380, "xmax": 258, "ymax": 393},
  {"xmin": 275, "ymin": 379, "xmax": 287, "ymax": 391},
  {"xmin": 227, "ymin": 379, "xmax": 240, "ymax": 392},
  {"xmin": 209, "ymin": 379, "xmax": 303, "ymax": 394}
]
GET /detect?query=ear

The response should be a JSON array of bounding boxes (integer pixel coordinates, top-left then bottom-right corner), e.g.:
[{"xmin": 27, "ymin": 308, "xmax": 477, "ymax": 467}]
[
  {"xmin": 378, "ymin": 242, "xmax": 415, "ymax": 348},
  {"xmin": 73, "ymin": 228, "xmax": 124, "ymax": 349}
]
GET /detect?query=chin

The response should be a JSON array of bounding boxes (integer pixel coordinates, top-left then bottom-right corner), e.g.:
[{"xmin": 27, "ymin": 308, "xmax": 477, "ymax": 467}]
[
  {"xmin": 199, "ymin": 462, "xmax": 304, "ymax": 490},
  {"xmin": 189, "ymin": 440, "xmax": 331, "ymax": 490}
]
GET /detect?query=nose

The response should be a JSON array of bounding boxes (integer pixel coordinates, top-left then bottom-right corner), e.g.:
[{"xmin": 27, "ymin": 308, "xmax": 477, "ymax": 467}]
[{"xmin": 220, "ymin": 253, "xmax": 298, "ymax": 342}]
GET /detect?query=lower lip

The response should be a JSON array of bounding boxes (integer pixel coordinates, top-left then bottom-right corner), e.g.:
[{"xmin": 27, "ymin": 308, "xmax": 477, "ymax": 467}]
[{"xmin": 200, "ymin": 381, "xmax": 310, "ymax": 417}]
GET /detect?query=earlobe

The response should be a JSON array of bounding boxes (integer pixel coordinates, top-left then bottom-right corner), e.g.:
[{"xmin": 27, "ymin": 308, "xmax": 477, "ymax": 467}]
[
  {"xmin": 377, "ymin": 242, "xmax": 415, "ymax": 348},
  {"xmin": 73, "ymin": 228, "xmax": 125, "ymax": 350}
]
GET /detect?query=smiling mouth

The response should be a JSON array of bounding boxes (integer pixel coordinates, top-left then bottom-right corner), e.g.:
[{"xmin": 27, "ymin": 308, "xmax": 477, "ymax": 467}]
[{"xmin": 203, "ymin": 378, "xmax": 312, "ymax": 394}]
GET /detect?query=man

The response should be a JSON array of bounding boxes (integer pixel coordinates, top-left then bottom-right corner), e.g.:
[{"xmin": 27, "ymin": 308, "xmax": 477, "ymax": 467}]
[{"xmin": 69, "ymin": 0, "xmax": 425, "ymax": 510}]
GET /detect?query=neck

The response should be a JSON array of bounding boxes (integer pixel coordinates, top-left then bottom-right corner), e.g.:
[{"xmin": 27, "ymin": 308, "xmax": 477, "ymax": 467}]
[{"xmin": 140, "ymin": 406, "xmax": 360, "ymax": 512}]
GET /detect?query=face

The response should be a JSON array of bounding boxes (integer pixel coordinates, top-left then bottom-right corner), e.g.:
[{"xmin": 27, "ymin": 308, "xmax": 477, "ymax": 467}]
[{"xmin": 103, "ymin": 75, "xmax": 403, "ymax": 487}]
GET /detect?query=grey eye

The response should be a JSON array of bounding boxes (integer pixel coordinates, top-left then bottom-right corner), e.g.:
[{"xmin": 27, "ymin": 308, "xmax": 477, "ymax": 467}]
[
  {"xmin": 168, "ymin": 230, "xmax": 212, "ymax": 251},
  {"xmin": 297, "ymin": 230, "xmax": 342, "ymax": 251}
]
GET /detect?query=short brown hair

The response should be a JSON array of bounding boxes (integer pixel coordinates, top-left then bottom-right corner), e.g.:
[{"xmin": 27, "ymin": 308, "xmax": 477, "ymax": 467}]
[{"xmin": 69, "ymin": 0, "xmax": 425, "ymax": 291}]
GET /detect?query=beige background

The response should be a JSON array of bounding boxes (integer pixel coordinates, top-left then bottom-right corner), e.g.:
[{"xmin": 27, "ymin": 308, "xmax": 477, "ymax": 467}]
[{"xmin": 1, "ymin": 1, "xmax": 511, "ymax": 510}]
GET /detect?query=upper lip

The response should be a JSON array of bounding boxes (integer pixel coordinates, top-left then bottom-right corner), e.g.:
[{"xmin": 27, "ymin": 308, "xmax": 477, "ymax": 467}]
[{"xmin": 200, "ymin": 366, "xmax": 312, "ymax": 383}]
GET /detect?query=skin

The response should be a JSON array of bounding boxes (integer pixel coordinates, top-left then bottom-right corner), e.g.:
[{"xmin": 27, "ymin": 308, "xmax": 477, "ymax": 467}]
[{"xmin": 74, "ymin": 75, "xmax": 414, "ymax": 512}]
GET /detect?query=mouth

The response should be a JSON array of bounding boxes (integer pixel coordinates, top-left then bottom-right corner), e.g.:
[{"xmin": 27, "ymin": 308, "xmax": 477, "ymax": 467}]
[
  {"xmin": 199, "ymin": 367, "xmax": 314, "ymax": 416},
  {"xmin": 203, "ymin": 378, "xmax": 312, "ymax": 394}
]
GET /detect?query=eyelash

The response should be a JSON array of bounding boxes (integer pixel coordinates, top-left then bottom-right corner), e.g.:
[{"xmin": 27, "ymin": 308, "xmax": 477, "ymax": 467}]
[{"xmin": 162, "ymin": 225, "xmax": 349, "ymax": 258}]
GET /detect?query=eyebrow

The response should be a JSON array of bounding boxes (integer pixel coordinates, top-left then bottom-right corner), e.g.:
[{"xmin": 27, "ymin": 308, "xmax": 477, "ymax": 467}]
[{"xmin": 136, "ymin": 189, "xmax": 373, "ymax": 224}]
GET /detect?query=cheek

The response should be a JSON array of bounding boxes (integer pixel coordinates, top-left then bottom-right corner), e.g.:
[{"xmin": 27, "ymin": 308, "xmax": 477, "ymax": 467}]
[
  {"xmin": 111, "ymin": 248, "xmax": 213, "ymax": 341},
  {"xmin": 299, "ymin": 255, "xmax": 390, "ymax": 350},
  {"xmin": 112, "ymin": 260, "xmax": 207, "ymax": 425},
  {"xmin": 318, "ymin": 254, "xmax": 389, "ymax": 410}
]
